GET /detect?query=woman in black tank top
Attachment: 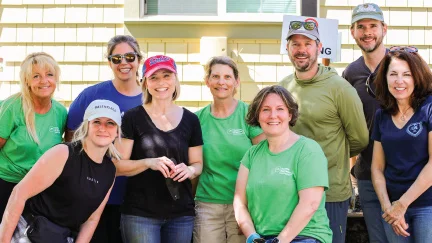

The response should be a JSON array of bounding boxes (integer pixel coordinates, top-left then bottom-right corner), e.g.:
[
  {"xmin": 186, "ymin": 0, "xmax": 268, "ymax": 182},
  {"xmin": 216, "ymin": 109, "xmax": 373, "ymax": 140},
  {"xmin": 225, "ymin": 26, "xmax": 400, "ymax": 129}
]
[{"xmin": 0, "ymin": 100, "xmax": 122, "ymax": 243}]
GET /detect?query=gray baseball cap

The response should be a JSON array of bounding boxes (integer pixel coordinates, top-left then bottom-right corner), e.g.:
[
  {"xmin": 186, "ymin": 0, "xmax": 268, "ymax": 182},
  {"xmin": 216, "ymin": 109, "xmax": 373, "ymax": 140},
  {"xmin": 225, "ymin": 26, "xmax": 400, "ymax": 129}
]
[
  {"xmin": 286, "ymin": 21, "xmax": 320, "ymax": 41},
  {"xmin": 351, "ymin": 3, "xmax": 384, "ymax": 24}
]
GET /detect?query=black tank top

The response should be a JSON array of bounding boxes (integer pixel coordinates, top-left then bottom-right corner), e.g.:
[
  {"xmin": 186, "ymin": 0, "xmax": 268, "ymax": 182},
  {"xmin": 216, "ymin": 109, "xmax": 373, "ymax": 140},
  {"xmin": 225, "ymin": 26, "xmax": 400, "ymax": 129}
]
[{"xmin": 26, "ymin": 142, "xmax": 116, "ymax": 231}]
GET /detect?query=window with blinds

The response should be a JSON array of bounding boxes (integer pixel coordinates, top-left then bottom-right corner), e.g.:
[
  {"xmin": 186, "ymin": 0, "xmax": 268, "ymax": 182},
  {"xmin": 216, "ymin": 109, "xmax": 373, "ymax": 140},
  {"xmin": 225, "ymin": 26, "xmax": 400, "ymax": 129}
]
[
  {"xmin": 146, "ymin": 0, "xmax": 218, "ymax": 15},
  {"xmin": 226, "ymin": 0, "xmax": 296, "ymax": 13}
]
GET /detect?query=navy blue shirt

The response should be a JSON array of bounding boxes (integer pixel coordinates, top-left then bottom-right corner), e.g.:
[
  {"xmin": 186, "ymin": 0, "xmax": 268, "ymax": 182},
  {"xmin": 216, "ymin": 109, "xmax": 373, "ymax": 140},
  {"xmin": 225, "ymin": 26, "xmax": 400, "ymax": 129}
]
[
  {"xmin": 67, "ymin": 80, "xmax": 142, "ymax": 205},
  {"xmin": 372, "ymin": 96, "xmax": 432, "ymax": 207}
]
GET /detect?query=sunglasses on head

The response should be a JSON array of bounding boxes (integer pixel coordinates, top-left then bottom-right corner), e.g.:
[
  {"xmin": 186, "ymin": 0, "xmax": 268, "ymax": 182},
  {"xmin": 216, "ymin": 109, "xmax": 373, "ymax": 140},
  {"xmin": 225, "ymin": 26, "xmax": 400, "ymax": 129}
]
[
  {"xmin": 108, "ymin": 52, "xmax": 138, "ymax": 64},
  {"xmin": 365, "ymin": 73, "xmax": 376, "ymax": 98},
  {"xmin": 289, "ymin": 21, "xmax": 317, "ymax": 31},
  {"xmin": 389, "ymin": 46, "xmax": 418, "ymax": 53}
]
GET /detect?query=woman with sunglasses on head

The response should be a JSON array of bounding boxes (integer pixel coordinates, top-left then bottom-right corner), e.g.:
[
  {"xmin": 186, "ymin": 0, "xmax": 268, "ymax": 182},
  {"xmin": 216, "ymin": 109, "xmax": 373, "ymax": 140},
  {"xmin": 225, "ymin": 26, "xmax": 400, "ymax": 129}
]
[
  {"xmin": 114, "ymin": 55, "xmax": 203, "ymax": 243},
  {"xmin": 0, "ymin": 52, "xmax": 67, "ymax": 221},
  {"xmin": 371, "ymin": 46, "xmax": 432, "ymax": 242},
  {"xmin": 0, "ymin": 100, "xmax": 120, "ymax": 243},
  {"xmin": 65, "ymin": 35, "xmax": 143, "ymax": 243},
  {"xmin": 234, "ymin": 85, "xmax": 332, "ymax": 243},
  {"xmin": 193, "ymin": 56, "xmax": 264, "ymax": 243}
]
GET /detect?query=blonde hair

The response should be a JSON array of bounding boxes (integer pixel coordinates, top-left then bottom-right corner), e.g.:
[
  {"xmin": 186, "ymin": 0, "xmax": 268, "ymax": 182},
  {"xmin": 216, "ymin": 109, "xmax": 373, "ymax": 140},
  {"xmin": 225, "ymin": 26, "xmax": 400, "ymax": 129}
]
[
  {"xmin": 141, "ymin": 73, "xmax": 181, "ymax": 104},
  {"xmin": 0, "ymin": 52, "xmax": 60, "ymax": 144},
  {"xmin": 72, "ymin": 120, "xmax": 122, "ymax": 160}
]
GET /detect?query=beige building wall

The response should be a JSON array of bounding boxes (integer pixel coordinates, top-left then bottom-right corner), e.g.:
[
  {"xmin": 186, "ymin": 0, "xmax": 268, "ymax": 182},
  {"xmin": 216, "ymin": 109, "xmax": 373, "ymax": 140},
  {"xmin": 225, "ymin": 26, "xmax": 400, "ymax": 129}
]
[{"xmin": 1, "ymin": 0, "xmax": 431, "ymax": 112}]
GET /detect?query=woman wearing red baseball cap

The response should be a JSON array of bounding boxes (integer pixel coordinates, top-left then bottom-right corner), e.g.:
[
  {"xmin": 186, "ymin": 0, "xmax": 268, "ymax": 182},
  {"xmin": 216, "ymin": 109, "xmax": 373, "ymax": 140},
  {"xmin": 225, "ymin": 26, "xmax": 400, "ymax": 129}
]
[{"xmin": 115, "ymin": 55, "xmax": 203, "ymax": 243}]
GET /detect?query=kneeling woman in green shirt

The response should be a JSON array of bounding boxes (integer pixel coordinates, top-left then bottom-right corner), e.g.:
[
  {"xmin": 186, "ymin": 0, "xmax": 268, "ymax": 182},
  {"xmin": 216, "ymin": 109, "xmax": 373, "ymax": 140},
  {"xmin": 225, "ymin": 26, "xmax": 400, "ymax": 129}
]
[{"xmin": 234, "ymin": 85, "xmax": 333, "ymax": 243}]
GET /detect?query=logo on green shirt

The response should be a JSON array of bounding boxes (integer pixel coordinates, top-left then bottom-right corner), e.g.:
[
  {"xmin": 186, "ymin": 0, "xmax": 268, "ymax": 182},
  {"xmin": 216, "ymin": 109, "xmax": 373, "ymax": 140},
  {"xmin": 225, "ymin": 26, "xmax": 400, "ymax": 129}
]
[{"xmin": 227, "ymin": 128, "xmax": 245, "ymax": 135}]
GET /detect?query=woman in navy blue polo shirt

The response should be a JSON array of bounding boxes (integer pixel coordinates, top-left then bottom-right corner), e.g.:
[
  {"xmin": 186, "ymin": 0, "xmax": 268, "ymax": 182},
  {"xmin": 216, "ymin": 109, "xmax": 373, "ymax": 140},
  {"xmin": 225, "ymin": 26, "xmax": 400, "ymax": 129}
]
[{"xmin": 371, "ymin": 46, "xmax": 432, "ymax": 242}]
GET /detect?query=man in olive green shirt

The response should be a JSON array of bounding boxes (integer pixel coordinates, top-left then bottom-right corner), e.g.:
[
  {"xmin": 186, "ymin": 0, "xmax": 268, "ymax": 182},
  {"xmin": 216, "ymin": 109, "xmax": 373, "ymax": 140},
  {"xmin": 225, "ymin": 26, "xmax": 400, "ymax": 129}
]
[{"xmin": 279, "ymin": 19, "xmax": 368, "ymax": 243}]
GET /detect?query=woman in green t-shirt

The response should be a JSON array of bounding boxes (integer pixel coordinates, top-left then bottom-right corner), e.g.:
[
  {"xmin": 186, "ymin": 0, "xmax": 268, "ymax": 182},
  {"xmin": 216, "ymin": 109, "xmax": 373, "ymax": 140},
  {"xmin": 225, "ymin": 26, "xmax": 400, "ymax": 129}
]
[
  {"xmin": 234, "ymin": 85, "xmax": 332, "ymax": 243},
  {"xmin": 193, "ymin": 56, "xmax": 265, "ymax": 243},
  {"xmin": 0, "ymin": 52, "xmax": 67, "ymax": 221}
]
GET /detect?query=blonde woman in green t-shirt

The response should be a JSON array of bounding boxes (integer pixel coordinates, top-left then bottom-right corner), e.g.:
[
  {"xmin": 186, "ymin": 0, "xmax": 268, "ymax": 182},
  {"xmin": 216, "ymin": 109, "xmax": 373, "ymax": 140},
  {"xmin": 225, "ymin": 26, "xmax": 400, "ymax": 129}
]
[
  {"xmin": 234, "ymin": 85, "xmax": 332, "ymax": 243},
  {"xmin": 193, "ymin": 56, "xmax": 265, "ymax": 243},
  {"xmin": 0, "ymin": 52, "xmax": 67, "ymax": 221}
]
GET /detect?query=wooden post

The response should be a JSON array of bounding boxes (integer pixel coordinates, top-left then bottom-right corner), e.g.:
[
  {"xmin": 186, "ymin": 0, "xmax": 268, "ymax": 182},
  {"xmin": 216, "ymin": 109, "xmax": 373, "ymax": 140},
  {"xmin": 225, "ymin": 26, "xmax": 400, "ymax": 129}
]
[{"xmin": 322, "ymin": 58, "xmax": 330, "ymax": 66}]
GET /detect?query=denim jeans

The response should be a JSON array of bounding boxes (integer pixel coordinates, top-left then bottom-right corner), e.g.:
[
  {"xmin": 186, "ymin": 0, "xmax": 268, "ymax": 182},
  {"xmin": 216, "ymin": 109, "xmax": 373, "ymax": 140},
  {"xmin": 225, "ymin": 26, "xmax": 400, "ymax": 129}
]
[
  {"xmin": 325, "ymin": 199, "xmax": 350, "ymax": 243},
  {"xmin": 262, "ymin": 235, "xmax": 320, "ymax": 243},
  {"xmin": 120, "ymin": 214, "xmax": 194, "ymax": 243},
  {"xmin": 357, "ymin": 180, "xmax": 389, "ymax": 243},
  {"xmin": 382, "ymin": 205, "xmax": 432, "ymax": 243}
]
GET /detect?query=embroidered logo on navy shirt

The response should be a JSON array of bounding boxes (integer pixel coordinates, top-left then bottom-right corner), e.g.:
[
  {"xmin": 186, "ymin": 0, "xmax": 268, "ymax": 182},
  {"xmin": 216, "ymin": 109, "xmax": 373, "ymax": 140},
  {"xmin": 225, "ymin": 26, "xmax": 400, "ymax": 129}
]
[{"xmin": 406, "ymin": 122, "xmax": 423, "ymax": 137}]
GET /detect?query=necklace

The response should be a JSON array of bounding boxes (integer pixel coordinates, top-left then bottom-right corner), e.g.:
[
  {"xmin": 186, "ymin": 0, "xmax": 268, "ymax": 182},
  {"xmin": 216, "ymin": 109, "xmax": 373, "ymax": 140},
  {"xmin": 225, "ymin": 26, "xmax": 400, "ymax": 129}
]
[{"xmin": 399, "ymin": 107, "xmax": 412, "ymax": 122}]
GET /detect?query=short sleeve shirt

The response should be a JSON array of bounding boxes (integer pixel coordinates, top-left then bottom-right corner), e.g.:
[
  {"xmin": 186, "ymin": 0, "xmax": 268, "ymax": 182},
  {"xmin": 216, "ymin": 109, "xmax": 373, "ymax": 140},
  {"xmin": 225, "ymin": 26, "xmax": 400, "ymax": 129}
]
[
  {"xmin": 372, "ymin": 95, "xmax": 432, "ymax": 207},
  {"xmin": 195, "ymin": 101, "xmax": 262, "ymax": 204},
  {"xmin": 121, "ymin": 106, "xmax": 203, "ymax": 219},
  {"xmin": 241, "ymin": 136, "xmax": 332, "ymax": 243},
  {"xmin": 0, "ymin": 97, "xmax": 67, "ymax": 183}
]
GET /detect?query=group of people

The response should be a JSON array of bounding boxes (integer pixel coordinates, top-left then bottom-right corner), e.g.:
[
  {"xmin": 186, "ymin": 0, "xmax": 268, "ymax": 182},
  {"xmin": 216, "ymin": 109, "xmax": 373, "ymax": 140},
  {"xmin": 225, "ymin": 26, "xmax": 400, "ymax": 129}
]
[{"xmin": 0, "ymin": 2, "xmax": 431, "ymax": 243}]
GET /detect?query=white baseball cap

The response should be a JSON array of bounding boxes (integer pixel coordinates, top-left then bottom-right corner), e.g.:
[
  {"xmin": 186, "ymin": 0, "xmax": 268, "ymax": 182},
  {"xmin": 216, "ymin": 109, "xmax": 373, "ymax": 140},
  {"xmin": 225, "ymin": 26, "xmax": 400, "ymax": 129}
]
[{"xmin": 83, "ymin": 100, "xmax": 121, "ymax": 126}]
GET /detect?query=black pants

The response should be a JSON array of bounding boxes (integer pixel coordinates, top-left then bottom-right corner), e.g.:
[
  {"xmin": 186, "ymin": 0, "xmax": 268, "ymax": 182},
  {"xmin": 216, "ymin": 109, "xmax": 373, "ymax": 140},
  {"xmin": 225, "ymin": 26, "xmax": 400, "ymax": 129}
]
[
  {"xmin": 0, "ymin": 177, "xmax": 17, "ymax": 223},
  {"xmin": 91, "ymin": 204, "xmax": 123, "ymax": 243}
]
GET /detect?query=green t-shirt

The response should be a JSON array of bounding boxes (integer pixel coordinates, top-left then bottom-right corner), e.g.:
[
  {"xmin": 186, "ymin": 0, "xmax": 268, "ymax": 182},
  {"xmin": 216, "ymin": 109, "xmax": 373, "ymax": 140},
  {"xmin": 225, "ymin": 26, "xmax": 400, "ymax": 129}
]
[
  {"xmin": 195, "ymin": 101, "xmax": 262, "ymax": 204},
  {"xmin": 0, "ymin": 97, "xmax": 67, "ymax": 183},
  {"xmin": 241, "ymin": 136, "xmax": 332, "ymax": 243}
]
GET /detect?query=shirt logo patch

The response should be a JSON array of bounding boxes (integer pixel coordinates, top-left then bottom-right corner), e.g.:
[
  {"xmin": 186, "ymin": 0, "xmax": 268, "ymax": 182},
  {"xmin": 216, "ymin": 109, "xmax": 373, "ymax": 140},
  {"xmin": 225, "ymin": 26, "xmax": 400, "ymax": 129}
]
[
  {"xmin": 274, "ymin": 167, "xmax": 293, "ymax": 176},
  {"xmin": 49, "ymin": 126, "xmax": 60, "ymax": 134},
  {"xmin": 406, "ymin": 122, "xmax": 423, "ymax": 137},
  {"xmin": 227, "ymin": 128, "xmax": 245, "ymax": 135}
]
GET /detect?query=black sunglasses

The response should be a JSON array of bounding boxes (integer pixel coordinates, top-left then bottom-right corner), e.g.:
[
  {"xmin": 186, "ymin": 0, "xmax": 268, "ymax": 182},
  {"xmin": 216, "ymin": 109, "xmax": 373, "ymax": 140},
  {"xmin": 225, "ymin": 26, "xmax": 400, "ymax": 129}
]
[
  {"xmin": 289, "ymin": 21, "xmax": 317, "ymax": 31},
  {"xmin": 365, "ymin": 73, "xmax": 376, "ymax": 98},
  {"xmin": 108, "ymin": 52, "xmax": 138, "ymax": 64},
  {"xmin": 389, "ymin": 46, "xmax": 418, "ymax": 53}
]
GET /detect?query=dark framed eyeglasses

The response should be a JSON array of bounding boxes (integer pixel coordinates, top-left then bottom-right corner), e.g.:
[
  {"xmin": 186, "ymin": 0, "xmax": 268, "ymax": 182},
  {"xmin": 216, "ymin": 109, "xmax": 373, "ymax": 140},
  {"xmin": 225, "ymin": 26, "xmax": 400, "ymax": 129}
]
[
  {"xmin": 365, "ymin": 73, "xmax": 376, "ymax": 98},
  {"xmin": 389, "ymin": 46, "xmax": 418, "ymax": 53},
  {"xmin": 289, "ymin": 21, "xmax": 317, "ymax": 31},
  {"xmin": 252, "ymin": 239, "xmax": 266, "ymax": 243},
  {"xmin": 108, "ymin": 52, "xmax": 138, "ymax": 64}
]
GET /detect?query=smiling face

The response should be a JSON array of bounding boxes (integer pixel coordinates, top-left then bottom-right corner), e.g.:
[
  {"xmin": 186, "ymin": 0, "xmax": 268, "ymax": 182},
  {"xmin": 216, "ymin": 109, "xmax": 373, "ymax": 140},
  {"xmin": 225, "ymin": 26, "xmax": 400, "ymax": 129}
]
[
  {"xmin": 145, "ymin": 69, "xmax": 177, "ymax": 102},
  {"xmin": 258, "ymin": 93, "xmax": 292, "ymax": 137},
  {"xmin": 287, "ymin": 35, "xmax": 322, "ymax": 73},
  {"xmin": 351, "ymin": 19, "xmax": 387, "ymax": 53},
  {"xmin": 28, "ymin": 65, "xmax": 57, "ymax": 100},
  {"xmin": 206, "ymin": 64, "xmax": 239, "ymax": 100},
  {"xmin": 88, "ymin": 117, "xmax": 118, "ymax": 147},
  {"xmin": 108, "ymin": 42, "xmax": 139, "ymax": 83},
  {"xmin": 386, "ymin": 57, "xmax": 414, "ymax": 103}
]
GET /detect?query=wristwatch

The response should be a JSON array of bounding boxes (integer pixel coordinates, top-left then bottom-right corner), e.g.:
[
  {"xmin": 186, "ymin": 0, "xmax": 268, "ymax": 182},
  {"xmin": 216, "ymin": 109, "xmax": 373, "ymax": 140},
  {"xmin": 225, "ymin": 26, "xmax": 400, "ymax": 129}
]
[{"xmin": 271, "ymin": 238, "xmax": 280, "ymax": 243}]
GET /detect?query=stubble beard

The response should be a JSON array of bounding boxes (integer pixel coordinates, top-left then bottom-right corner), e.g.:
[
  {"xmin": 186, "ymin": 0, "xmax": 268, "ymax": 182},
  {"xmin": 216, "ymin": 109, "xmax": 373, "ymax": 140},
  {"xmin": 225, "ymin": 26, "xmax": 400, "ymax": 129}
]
[
  {"xmin": 356, "ymin": 34, "xmax": 384, "ymax": 53},
  {"xmin": 289, "ymin": 49, "xmax": 319, "ymax": 73}
]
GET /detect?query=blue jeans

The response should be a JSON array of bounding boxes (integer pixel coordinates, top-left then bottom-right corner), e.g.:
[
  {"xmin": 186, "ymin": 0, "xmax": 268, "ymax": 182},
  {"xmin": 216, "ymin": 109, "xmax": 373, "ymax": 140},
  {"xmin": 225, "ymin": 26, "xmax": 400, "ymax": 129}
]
[
  {"xmin": 357, "ymin": 180, "xmax": 389, "ymax": 243},
  {"xmin": 382, "ymin": 205, "xmax": 432, "ymax": 243},
  {"xmin": 120, "ymin": 214, "xmax": 194, "ymax": 243},
  {"xmin": 325, "ymin": 199, "xmax": 350, "ymax": 243},
  {"xmin": 262, "ymin": 236, "xmax": 320, "ymax": 242}
]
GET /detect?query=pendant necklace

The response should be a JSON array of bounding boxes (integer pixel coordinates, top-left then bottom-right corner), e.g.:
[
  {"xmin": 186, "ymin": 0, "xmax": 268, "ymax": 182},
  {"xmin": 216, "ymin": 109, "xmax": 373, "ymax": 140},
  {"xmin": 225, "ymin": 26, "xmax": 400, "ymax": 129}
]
[{"xmin": 399, "ymin": 107, "xmax": 412, "ymax": 122}]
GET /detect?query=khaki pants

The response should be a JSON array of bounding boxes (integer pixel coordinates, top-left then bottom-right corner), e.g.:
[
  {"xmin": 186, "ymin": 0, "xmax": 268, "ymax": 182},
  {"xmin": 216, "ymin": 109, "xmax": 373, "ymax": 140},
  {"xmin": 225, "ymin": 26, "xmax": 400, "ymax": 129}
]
[{"xmin": 193, "ymin": 201, "xmax": 245, "ymax": 243}]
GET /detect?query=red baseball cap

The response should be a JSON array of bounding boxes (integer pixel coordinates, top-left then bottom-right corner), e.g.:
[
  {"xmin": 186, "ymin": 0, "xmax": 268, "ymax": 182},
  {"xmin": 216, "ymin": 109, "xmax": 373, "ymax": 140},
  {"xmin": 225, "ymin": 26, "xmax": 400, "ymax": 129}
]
[{"xmin": 142, "ymin": 55, "xmax": 177, "ymax": 78}]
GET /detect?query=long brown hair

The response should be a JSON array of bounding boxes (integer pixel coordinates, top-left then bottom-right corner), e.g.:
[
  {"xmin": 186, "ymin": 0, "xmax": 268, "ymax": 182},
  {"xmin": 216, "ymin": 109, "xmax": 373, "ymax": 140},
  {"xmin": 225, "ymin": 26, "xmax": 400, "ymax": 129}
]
[{"xmin": 375, "ymin": 50, "xmax": 432, "ymax": 115}]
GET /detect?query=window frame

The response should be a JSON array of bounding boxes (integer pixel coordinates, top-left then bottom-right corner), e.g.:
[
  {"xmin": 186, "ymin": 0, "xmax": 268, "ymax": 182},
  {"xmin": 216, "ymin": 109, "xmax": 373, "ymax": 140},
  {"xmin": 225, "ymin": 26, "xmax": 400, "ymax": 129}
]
[{"xmin": 139, "ymin": 0, "xmax": 301, "ymax": 23}]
